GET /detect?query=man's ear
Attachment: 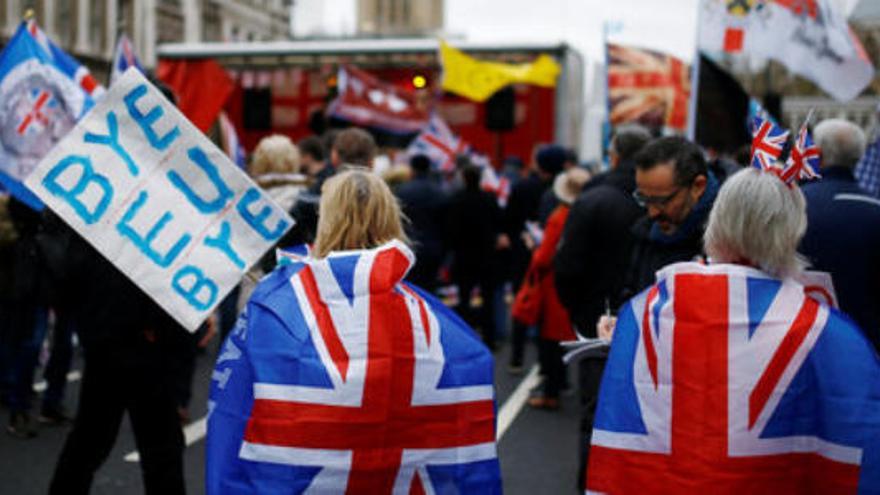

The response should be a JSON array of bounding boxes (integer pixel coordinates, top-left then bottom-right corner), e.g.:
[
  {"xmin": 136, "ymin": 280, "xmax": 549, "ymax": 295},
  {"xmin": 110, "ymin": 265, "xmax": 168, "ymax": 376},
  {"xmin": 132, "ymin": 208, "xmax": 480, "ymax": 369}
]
[{"xmin": 691, "ymin": 174, "xmax": 707, "ymax": 199}]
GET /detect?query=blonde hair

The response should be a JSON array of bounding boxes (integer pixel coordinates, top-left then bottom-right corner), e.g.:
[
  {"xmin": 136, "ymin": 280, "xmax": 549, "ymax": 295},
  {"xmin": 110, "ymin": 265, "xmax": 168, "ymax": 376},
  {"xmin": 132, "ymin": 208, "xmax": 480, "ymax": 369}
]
[
  {"xmin": 250, "ymin": 134, "xmax": 301, "ymax": 176},
  {"xmin": 313, "ymin": 169, "xmax": 408, "ymax": 258},
  {"xmin": 704, "ymin": 168, "xmax": 808, "ymax": 279}
]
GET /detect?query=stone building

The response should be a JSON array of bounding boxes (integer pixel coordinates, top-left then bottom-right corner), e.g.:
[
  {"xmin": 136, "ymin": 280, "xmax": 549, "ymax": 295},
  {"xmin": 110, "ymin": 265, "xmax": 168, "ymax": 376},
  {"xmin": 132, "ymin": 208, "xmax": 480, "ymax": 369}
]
[{"xmin": 0, "ymin": 0, "xmax": 292, "ymax": 78}]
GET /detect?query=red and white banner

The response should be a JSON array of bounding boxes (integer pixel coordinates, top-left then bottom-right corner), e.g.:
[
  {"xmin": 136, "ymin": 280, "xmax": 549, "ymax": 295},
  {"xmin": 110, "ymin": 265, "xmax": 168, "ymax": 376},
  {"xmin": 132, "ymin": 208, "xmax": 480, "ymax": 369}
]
[
  {"xmin": 699, "ymin": 0, "xmax": 874, "ymax": 101},
  {"xmin": 327, "ymin": 65, "xmax": 429, "ymax": 134}
]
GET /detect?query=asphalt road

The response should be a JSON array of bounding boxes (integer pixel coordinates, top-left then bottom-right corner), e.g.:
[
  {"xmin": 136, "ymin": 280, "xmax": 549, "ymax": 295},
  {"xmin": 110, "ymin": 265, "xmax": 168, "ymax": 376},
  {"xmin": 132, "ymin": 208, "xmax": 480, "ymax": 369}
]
[{"xmin": 0, "ymin": 332, "xmax": 583, "ymax": 494}]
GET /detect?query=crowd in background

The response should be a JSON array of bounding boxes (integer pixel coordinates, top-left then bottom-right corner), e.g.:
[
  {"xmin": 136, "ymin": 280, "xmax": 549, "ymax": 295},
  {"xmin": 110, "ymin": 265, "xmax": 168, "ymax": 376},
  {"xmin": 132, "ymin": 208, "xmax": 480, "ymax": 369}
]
[{"xmin": 2, "ymin": 106, "xmax": 880, "ymax": 492}]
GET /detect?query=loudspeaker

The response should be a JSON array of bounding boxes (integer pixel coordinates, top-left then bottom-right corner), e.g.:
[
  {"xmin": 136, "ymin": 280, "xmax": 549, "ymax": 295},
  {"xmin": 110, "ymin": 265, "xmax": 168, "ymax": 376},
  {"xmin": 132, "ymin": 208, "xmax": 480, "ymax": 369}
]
[
  {"xmin": 242, "ymin": 88, "xmax": 272, "ymax": 130},
  {"xmin": 485, "ymin": 85, "xmax": 515, "ymax": 131}
]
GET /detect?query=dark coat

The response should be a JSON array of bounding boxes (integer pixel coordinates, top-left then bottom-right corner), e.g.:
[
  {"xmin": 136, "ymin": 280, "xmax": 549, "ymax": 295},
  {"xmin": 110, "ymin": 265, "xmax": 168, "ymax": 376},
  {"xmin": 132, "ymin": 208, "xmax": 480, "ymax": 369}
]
[
  {"xmin": 800, "ymin": 166, "xmax": 880, "ymax": 351},
  {"xmin": 395, "ymin": 174, "xmax": 449, "ymax": 260},
  {"xmin": 504, "ymin": 172, "xmax": 551, "ymax": 286},
  {"xmin": 38, "ymin": 213, "xmax": 195, "ymax": 368},
  {"xmin": 554, "ymin": 162, "xmax": 644, "ymax": 334},
  {"xmin": 447, "ymin": 187, "xmax": 502, "ymax": 281}
]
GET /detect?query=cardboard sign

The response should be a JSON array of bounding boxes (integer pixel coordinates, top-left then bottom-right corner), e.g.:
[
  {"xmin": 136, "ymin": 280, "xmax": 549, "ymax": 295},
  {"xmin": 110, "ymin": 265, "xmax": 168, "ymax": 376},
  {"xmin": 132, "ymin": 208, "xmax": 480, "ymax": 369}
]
[{"xmin": 25, "ymin": 68, "xmax": 293, "ymax": 331}]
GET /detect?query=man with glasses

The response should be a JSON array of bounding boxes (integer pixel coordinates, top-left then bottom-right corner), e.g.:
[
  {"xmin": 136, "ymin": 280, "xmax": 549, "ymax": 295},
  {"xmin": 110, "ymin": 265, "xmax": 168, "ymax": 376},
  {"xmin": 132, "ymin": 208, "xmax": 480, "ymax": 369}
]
[{"xmin": 625, "ymin": 136, "xmax": 720, "ymax": 296}]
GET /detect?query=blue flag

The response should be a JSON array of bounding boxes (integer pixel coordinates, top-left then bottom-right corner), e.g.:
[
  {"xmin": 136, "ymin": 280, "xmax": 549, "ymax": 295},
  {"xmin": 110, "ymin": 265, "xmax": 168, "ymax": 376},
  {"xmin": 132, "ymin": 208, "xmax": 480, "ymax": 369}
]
[
  {"xmin": 207, "ymin": 241, "xmax": 501, "ymax": 494},
  {"xmin": 588, "ymin": 262, "xmax": 880, "ymax": 493},
  {"xmin": 0, "ymin": 22, "xmax": 99, "ymax": 210}
]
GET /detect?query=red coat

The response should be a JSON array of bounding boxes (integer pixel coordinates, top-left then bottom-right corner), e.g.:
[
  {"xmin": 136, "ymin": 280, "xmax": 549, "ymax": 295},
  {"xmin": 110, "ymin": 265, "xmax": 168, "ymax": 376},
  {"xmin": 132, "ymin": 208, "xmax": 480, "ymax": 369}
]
[{"xmin": 531, "ymin": 205, "xmax": 576, "ymax": 342}]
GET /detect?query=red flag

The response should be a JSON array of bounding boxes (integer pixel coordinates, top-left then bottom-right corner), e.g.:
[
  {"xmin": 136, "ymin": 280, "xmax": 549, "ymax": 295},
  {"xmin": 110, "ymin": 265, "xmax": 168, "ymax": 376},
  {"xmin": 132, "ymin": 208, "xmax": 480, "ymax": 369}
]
[
  {"xmin": 157, "ymin": 58, "xmax": 234, "ymax": 132},
  {"xmin": 327, "ymin": 65, "xmax": 428, "ymax": 134}
]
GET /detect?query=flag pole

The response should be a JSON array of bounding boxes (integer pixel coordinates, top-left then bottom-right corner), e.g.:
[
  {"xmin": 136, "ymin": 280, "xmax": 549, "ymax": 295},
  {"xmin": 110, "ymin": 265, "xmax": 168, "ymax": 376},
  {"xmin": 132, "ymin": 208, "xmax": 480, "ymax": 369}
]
[{"xmin": 686, "ymin": 3, "xmax": 702, "ymax": 141}]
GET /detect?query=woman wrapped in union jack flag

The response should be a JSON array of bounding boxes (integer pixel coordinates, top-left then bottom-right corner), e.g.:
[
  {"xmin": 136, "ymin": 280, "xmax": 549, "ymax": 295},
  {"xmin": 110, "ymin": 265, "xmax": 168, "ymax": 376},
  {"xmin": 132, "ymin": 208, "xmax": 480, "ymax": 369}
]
[
  {"xmin": 207, "ymin": 169, "xmax": 502, "ymax": 494},
  {"xmin": 585, "ymin": 166, "xmax": 880, "ymax": 493}
]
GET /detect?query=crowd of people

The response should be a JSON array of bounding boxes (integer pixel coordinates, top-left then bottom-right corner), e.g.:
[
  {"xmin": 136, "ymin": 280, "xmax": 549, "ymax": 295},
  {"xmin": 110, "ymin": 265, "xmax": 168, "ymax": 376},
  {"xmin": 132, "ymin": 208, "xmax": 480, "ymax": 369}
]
[{"xmin": 2, "ymin": 107, "xmax": 880, "ymax": 492}]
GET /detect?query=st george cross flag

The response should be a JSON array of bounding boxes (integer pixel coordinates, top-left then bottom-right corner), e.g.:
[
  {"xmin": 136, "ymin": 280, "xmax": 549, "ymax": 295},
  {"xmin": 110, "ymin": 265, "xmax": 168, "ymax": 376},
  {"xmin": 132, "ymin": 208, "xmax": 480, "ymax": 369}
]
[
  {"xmin": 699, "ymin": 0, "xmax": 874, "ymax": 102},
  {"xmin": 110, "ymin": 34, "xmax": 144, "ymax": 86},
  {"xmin": 0, "ymin": 22, "xmax": 99, "ymax": 210},
  {"xmin": 207, "ymin": 240, "xmax": 501, "ymax": 494},
  {"xmin": 407, "ymin": 113, "xmax": 468, "ymax": 173},
  {"xmin": 587, "ymin": 262, "xmax": 880, "ymax": 493},
  {"xmin": 328, "ymin": 66, "xmax": 429, "ymax": 135},
  {"xmin": 607, "ymin": 43, "xmax": 691, "ymax": 133}
]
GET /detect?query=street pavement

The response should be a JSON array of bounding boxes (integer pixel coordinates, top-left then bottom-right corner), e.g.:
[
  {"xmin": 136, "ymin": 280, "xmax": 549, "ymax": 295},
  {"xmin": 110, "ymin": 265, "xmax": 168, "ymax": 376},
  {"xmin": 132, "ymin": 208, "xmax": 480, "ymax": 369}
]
[{"xmin": 0, "ymin": 334, "xmax": 583, "ymax": 494}]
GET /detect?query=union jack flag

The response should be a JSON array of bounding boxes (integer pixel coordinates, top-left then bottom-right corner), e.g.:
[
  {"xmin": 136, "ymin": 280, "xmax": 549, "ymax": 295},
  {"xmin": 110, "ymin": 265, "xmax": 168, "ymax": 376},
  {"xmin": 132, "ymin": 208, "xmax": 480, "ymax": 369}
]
[
  {"xmin": 587, "ymin": 262, "xmax": 880, "ymax": 493},
  {"xmin": 207, "ymin": 241, "xmax": 501, "ymax": 494},
  {"xmin": 407, "ymin": 114, "xmax": 468, "ymax": 173},
  {"xmin": 110, "ymin": 34, "xmax": 144, "ymax": 86},
  {"xmin": 782, "ymin": 123, "xmax": 822, "ymax": 184},
  {"xmin": 750, "ymin": 116, "xmax": 789, "ymax": 172},
  {"xmin": 607, "ymin": 43, "xmax": 691, "ymax": 133}
]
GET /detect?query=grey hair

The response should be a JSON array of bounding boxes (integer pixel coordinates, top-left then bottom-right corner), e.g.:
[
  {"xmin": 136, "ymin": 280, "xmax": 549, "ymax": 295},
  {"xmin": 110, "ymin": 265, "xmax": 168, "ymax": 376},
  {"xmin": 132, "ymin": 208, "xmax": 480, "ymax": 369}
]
[
  {"xmin": 813, "ymin": 118, "xmax": 866, "ymax": 169},
  {"xmin": 704, "ymin": 168, "xmax": 808, "ymax": 279}
]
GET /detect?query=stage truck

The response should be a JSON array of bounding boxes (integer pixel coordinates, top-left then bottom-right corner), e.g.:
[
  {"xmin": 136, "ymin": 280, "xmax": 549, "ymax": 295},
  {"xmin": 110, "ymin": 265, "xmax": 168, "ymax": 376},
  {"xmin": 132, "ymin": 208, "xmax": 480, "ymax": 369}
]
[{"xmin": 157, "ymin": 38, "xmax": 584, "ymax": 165}]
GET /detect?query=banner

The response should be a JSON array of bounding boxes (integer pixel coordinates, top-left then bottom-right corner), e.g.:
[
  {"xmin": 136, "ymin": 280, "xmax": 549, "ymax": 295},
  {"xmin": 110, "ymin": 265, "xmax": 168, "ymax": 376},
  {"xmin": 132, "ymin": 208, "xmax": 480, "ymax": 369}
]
[
  {"xmin": 440, "ymin": 40, "xmax": 561, "ymax": 102},
  {"xmin": 0, "ymin": 22, "xmax": 98, "ymax": 210},
  {"xmin": 327, "ymin": 65, "xmax": 429, "ymax": 134},
  {"xmin": 607, "ymin": 43, "xmax": 691, "ymax": 133},
  {"xmin": 25, "ymin": 69, "xmax": 294, "ymax": 331},
  {"xmin": 699, "ymin": 0, "xmax": 874, "ymax": 101}
]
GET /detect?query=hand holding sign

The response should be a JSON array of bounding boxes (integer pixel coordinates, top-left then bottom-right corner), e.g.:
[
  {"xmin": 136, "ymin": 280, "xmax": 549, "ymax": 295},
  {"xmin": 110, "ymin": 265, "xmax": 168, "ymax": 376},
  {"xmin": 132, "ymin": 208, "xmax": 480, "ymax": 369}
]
[{"xmin": 25, "ymin": 68, "xmax": 294, "ymax": 331}]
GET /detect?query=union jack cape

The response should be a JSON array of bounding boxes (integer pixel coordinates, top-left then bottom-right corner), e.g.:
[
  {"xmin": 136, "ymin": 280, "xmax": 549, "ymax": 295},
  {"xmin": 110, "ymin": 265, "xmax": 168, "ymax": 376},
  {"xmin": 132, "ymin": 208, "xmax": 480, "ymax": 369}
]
[
  {"xmin": 207, "ymin": 240, "xmax": 501, "ymax": 494},
  {"xmin": 587, "ymin": 262, "xmax": 880, "ymax": 494}
]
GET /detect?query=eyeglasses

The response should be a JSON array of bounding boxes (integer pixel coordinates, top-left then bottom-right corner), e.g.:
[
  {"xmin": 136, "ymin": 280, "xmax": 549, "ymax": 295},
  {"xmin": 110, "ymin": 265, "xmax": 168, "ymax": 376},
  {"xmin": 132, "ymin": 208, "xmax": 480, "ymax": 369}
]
[{"xmin": 632, "ymin": 186, "xmax": 685, "ymax": 208}]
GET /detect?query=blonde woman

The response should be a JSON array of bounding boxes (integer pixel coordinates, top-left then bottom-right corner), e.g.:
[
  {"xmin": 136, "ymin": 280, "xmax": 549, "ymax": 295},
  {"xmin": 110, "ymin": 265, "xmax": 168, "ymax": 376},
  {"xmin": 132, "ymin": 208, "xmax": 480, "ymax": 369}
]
[
  {"xmin": 207, "ymin": 169, "xmax": 502, "ymax": 494},
  {"xmin": 249, "ymin": 134, "xmax": 310, "ymax": 212}
]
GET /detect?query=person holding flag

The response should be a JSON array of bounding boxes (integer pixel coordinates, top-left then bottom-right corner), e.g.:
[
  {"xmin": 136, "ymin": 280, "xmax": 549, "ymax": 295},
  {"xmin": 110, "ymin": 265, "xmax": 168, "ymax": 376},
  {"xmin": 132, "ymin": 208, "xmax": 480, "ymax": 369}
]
[{"xmin": 586, "ymin": 159, "xmax": 880, "ymax": 491}]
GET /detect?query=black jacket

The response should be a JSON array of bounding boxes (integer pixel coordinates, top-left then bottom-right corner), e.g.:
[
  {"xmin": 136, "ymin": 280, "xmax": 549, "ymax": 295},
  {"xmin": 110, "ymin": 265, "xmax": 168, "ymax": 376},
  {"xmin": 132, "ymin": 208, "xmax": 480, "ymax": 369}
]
[
  {"xmin": 554, "ymin": 162, "xmax": 643, "ymax": 334},
  {"xmin": 395, "ymin": 174, "xmax": 449, "ymax": 260},
  {"xmin": 38, "ymin": 213, "xmax": 195, "ymax": 368},
  {"xmin": 800, "ymin": 166, "xmax": 880, "ymax": 351},
  {"xmin": 447, "ymin": 187, "xmax": 503, "ymax": 280}
]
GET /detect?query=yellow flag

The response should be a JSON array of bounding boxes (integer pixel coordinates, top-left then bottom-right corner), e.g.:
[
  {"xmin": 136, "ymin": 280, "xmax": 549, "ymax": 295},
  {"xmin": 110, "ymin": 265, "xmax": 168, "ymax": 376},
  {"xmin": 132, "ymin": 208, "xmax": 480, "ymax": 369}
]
[{"xmin": 439, "ymin": 40, "xmax": 561, "ymax": 102}]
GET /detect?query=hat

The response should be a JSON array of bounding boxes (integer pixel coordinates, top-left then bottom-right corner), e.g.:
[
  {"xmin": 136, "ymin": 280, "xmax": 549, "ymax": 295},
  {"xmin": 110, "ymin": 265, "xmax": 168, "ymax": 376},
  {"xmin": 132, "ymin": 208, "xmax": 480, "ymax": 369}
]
[
  {"xmin": 536, "ymin": 145, "xmax": 566, "ymax": 176},
  {"xmin": 553, "ymin": 167, "xmax": 592, "ymax": 205}
]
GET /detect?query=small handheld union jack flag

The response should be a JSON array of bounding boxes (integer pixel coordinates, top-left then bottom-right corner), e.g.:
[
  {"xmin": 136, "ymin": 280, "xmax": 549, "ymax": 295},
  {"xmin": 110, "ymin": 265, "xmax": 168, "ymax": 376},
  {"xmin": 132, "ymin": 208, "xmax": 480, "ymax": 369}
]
[
  {"xmin": 782, "ymin": 123, "xmax": 822, "ymax": 184},
  {"xmin": 750, "ymin": 115, "xmax": 789, "ymax": 173}
]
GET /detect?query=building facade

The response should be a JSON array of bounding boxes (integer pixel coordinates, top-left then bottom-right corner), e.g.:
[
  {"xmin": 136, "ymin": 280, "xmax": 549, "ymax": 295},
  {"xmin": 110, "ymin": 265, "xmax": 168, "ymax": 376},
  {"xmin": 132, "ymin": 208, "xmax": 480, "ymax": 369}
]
[
  {"xmin": 1, "ymin": 0, "xmax": 291, "ymax": 76},
  {"xmin": 357, "ymin": 0, "xmax": 443, "ymax": 37}
]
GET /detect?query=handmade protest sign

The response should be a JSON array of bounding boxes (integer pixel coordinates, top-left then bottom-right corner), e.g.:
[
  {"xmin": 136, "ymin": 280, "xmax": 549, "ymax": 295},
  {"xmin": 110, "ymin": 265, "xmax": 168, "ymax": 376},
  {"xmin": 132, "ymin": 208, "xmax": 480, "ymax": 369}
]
[{"xmin": 25, "ymin": 68, "xmax": 293, "ymax": 331}]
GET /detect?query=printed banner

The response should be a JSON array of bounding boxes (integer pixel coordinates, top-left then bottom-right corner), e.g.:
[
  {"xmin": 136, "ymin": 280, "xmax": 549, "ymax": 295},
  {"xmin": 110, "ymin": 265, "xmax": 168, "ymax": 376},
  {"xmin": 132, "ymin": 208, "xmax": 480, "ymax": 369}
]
[{"xmin": 25, "ymin": 68, "xmax": 294, "ymax": 331}]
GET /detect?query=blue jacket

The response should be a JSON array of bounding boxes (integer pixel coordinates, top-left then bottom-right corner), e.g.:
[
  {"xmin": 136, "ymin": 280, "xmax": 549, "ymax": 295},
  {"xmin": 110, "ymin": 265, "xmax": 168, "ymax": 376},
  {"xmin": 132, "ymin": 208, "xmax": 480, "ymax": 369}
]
[{"xmin": 801, "ymin": 166, "xmax": 880, "ymax": 351}]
